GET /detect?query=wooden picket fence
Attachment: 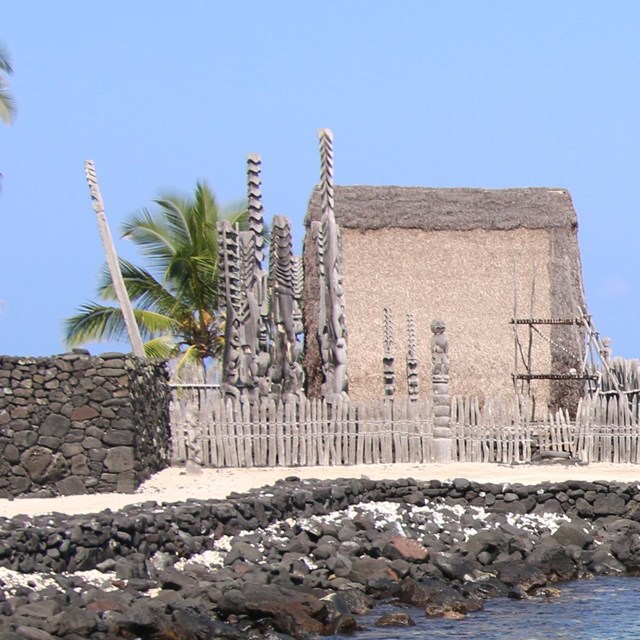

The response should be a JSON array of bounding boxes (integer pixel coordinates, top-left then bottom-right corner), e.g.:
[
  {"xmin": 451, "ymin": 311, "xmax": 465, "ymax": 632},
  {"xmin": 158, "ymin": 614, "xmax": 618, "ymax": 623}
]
[
  {"xmin": 450, "ymin": 395, "xmax": 534, "ymax": 463},
  {"xmin": 171, "ymin": 393, "xmax": 435, "ymax": 467},
  {"xmin": 169, "ymin": 389, "xmax": 640, "ymax": 467},
  {"xmin": 573, "ymin": 394, "xmax": 640, "ymax": 463}
]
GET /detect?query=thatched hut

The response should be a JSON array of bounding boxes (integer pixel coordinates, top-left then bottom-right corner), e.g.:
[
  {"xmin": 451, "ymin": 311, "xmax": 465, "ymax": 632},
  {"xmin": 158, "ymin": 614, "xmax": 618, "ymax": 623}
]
[{"xmin": 303, "ymin": 186, "xmax": 586, "ymax": 409}]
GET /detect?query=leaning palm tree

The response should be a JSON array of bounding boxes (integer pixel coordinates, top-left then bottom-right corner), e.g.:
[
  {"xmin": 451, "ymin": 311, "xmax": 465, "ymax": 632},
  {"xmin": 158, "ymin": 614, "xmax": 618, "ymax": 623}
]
[
  {"xmin": 64, "ymin": 181, "xmax": 247, "ymax": 371},
  {"xmin": 0, "ymin": 43, "xmax": 16, "ymax": 125}
]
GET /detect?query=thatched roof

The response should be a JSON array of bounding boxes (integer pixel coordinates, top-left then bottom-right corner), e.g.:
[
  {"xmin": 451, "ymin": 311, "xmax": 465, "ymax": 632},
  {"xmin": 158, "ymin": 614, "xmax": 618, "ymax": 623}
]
[{"xmin": 306, "ymin": 186, "xmax": 578, "ymax": 231}]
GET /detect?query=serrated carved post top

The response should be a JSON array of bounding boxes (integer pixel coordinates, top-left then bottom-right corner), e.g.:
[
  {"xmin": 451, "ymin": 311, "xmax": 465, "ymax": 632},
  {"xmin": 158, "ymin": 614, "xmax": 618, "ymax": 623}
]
[
  {"xmin": 84, "ymin": 160, "xmax": 102, "ymax": 209},
  {"xmin": 383, "ymin": 307, "xmax": 394, "ymax": 353},
  {"xmin": 217, "ymin": 219, "xmax": 233, "ymax": 233},
  {"xmin": 318, "ymin": 128, "xmax": 333, "ymax": 141},
  {"xmin": 406, "ymin": 313, "xmax": 417, "ymax": 356},
  {"xmin": 84, "ymin": 159, "xmax": 96, "ymax": 182},
  {"xmin": 272, "ymin": 215, "xmax": 289, "ymax": 229},
  {"xmin": 318, "ymin": 129, "xmax": 336, "ymax": 226},
  {"xmin": 247, "ymin": 152, "xmax": 261, "ymax": 165}
]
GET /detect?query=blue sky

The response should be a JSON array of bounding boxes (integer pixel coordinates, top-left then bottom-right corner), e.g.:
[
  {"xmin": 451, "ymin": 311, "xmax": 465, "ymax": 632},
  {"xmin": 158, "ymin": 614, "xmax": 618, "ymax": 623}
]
[{"xmin": 1, "ymin": 2, "xmax": 640, "ymax": 358}]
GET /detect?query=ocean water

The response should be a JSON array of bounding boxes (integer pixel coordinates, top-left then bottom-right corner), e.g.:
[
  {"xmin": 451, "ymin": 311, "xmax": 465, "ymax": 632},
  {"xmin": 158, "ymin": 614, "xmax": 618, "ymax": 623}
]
[{"xmin": 357, "ymin": 577, "xmax": 640, "ymax": 640}]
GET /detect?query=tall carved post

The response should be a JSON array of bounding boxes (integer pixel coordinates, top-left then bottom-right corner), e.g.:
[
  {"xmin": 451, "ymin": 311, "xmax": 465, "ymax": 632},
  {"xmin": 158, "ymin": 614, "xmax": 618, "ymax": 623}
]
[
  {"xmin": 291, "ymin": 256, "xmax": 305, "ymax": 396},
  {"xmin": 247, "ymin": 153, "xmax": 266, "ymax": 272},
  {"xmin": 237, "ymin": 153, "xmax": 271, "ymax": 399},
  {"xmin": 382, "ymin": 307, "xmax": 395, "ymax": 398},
  {"xmin": 431, "ymin": 319, "xmax": 452, "ymax": 462},
  {"xmin": 218, "ymin": 221, "xmax": 242, "ymax": 399},
  {"xmin": 184, "ymin": 404, "xmax": 203, "ymax": 475},
  {"xmin": 311, "ymin": 220, "xmax": 334, "ymax": 396},
  {"xmin": 316, "ymin": 128, "xmax": 348, "ymax": 398},
  {"xmin": 406, "ymin": 314, "xmax": 419, "ymax": 402},
  {"xmin": 237, "ymin": 233, "xmax": 259, "ymax": 400},
  {"xmin": 84, "ymin": 160, "xmax": 145, "ymax": 358},
  {"xmin": 269, "ymin": 215, "xmax": 304, "ymax": 396}
]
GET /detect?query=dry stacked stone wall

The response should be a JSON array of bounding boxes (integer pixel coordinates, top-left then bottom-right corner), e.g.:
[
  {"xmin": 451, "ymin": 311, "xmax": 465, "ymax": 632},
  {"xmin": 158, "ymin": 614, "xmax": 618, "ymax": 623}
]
[{"xmin": 0, "ymin": 352, "xmax": 170, "ymax": 497}]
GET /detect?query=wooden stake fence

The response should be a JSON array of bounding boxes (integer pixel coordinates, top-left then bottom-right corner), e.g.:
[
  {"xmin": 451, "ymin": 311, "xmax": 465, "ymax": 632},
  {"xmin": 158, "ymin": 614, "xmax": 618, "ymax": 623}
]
[
  {"xmin": 573, "ymin": 394, "xmax": 640, "ymax": 463},
  {"xmin": 169, "ymin": 390, "xmax": 640, "ymax": 468}
]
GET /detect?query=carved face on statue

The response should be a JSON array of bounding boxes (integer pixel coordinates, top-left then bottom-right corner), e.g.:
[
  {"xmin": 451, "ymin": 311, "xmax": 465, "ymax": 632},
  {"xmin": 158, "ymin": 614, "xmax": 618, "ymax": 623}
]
[
  {"xmin": 430, "ymin": 319, "xmax": 446, "ymax": 334},
  {"xmin": 258, "ymin": 326, "xmax": 268, "ymax": 350}
]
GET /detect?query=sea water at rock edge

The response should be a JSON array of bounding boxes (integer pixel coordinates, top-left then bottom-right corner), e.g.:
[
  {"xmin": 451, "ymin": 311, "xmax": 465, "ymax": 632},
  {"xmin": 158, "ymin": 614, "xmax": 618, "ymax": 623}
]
[{"xmin": 356, "ymin": 576, "xmax": 640, "ymax": 640}]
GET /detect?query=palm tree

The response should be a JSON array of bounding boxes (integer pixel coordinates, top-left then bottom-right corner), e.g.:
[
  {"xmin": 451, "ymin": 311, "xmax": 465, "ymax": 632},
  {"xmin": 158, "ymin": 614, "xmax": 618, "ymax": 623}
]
[
  {"xmin": 0, "ymin": 43, "xmax": 15, "ymax": 125},
  {"xmin": 64, "ymin": 181, "xmax": 247, "ymax": 371}
]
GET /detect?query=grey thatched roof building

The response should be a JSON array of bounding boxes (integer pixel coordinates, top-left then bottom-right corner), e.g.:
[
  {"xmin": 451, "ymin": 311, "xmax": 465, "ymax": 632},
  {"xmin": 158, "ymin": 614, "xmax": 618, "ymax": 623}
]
[{"xmin": 303, "ymin": 185, "xmax": 586, "ymax": 408}]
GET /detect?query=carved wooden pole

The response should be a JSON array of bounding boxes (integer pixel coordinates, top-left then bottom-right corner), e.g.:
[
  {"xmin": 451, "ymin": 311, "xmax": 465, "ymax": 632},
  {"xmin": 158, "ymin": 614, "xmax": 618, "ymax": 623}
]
[
  {"xmin": 244, "ymin": 152, "xmax": 265, "ymax": 314},
  {"xmin": 218, "ymin": 221, "xmax": 242, "ymax": 399},
  {"xmin": 317, "ymin": 128, "xmax": 348, "ymax": 397},
  {"xmin": 84, "ymin": 160, "xmax": 145, "ymax": 358},
  {"xmin": 431, "ymin": 319, "xmax": 452, "ymax": 462},
  {"xmin": 319, "ymin": 129, "xmax": 335, "ymax": 222},
  {"xmin": 218, "ymin": 222, "xmax": 242, "ymax": 315},
  {"xmin": 184, "ymin": 403, "xmax": 203, "ymax": 475},
  {"xmin": 406, "ymin": 314, "xmax": 419, "ymax": 402},
  {"xmin": 244, "ymin": 153, "xmax": 271, "ymax": 397},
  {"xmin": 247, "ymin": 153, "xmax": 266, "ymax": 270},
  {"xmin": 382, "ymin": 307, "xmax": 395, "ymax": 398},
  {"xmin": 269, "ymin": 215, "xmax": 303, "ymax": 396},
  {"xmin": 311, "ymin": 220, "xmax": 333, "ymax": 396}
]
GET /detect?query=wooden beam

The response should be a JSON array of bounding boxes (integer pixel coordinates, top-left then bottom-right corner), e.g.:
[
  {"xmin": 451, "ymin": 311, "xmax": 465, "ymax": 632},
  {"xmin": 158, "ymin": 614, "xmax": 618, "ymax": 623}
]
[
  {"xmin": 513, "ymin": 373, "xmax": 598, "ymax": 381},
  {"xmin": 510, "ymin": 318, "xmax": 581, "ymax": 325}
]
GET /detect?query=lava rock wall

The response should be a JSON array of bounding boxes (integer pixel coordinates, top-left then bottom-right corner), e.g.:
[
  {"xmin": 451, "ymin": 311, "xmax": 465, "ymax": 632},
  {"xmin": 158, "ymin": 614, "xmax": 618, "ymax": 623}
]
[
  {"xmin": 0, "ymin": 477, "xmax": 640, "ymax": 638},
  {"xmin": 0, "ymin": 353, "xmax": 170, "ymax": 497},
  {"xmin": 1, "ymin": 476, "xmax": 640, "ymax": 576}
]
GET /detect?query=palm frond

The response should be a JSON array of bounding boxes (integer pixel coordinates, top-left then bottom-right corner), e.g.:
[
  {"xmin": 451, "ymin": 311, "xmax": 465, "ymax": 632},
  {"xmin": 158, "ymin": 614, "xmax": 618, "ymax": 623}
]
[
  {"xmin": 174, "ymin": 344, "xmax": 206, "ymax": 379},
  {"xmin": 133, "ymin": 309, "xmax": 182, "ymax": 338},
  {"xmin": 0, "ymin": 45, "xmax": 13, "ymax": 75},
  {"xmin": 143, "ymin": 336, "xmax": 180, "ymax": 360},
  {"xmin": 165, "ymin": 252, "xmax": 217, "ymax": 310},
  {"xmin": 64, "ymin": 302, "xmax": 182, "ymax": 348},
  {"xmin": 97, "ymin": 259, "xmax": 189, "ymax": 316},
  {"xmin": 0, "ymin": 44, "xmax": 15, "ymax": 126},
  {"xmin": 121, "ymin": 208, "xmax": 177, "ymax": 270},
  {"xmin": 193, "ymin": 181, "xmax": 219, "ymax": 229},
  {"xmin": 0, "ymin": 88, "xmax": 15, "ymax": 125},
  {"xmin": 221, "ymin": 199, "xmax": 249, "ymax": 230},
  {"xmin": 64, "ymin": 303, "xmax": 130, "ymax": 347},
  {"xmin": 153, "ymin": 195, "xmax": 192, "ymax": 246},
  {"xmin": 190, "ymin": 184, "xmax": 220, "ymax": 258}
]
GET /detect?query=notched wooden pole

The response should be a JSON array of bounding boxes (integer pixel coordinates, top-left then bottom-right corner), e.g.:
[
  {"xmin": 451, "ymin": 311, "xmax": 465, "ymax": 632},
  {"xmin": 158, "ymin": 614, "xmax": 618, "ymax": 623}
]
[{"xmin": 84, "ymin": 160, "xmax": 146, "ymax": 358}]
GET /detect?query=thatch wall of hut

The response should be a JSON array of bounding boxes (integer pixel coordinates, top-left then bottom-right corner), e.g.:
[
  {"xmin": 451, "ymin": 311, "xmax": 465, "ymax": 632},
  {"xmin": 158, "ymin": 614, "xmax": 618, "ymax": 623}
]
[{"xmin": 303, "ymin": 186, "xmax": 585, "ymax": 409}]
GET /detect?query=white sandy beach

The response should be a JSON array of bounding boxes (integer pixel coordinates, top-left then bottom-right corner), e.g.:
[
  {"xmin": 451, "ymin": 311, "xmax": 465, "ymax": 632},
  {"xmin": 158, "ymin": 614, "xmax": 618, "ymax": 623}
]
[{"xmin": 2, "ymin": 461, "xmax": 640, "ymax": 519}]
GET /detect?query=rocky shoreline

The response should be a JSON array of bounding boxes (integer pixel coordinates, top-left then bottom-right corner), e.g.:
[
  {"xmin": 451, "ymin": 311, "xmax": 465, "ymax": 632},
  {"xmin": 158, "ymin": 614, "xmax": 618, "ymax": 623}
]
[{"xmin": 0, "ymin": 475, "xmax": 639, "ymax": 638}]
